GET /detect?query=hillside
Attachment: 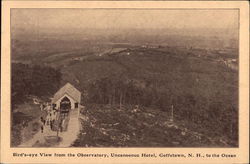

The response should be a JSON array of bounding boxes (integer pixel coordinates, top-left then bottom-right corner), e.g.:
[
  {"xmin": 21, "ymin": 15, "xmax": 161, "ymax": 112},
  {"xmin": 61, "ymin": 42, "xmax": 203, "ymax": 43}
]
[
  {"xmin": 73, "ymin": 104, "xmax": 235, "ymax": 147},
  {"xmin": 56, "ymin": 47, "xmax": 238, "ymax": 147},
  {"xmin": 11, "ymin": 44, "xmax": 238, "ymax": 147}
]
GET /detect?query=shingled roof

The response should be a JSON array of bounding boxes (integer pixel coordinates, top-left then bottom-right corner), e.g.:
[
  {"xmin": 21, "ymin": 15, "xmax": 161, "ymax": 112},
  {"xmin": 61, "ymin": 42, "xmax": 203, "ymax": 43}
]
[{"xmin": 52, "ymin": 83, "xmax": 81, "ymax": 103}]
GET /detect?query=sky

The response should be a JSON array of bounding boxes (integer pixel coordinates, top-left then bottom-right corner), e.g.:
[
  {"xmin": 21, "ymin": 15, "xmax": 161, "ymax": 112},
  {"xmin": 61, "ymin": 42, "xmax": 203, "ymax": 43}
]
[{"xmin": 11, "ymin": 9, "xmax": 238, "ymax": 31}]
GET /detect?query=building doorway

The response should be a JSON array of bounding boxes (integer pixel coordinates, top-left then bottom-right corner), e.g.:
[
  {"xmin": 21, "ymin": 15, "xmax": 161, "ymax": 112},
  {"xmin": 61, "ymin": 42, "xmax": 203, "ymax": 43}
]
[{"xmin": 60, "ymin": 96, "xmax": 71, "ymax": 117}]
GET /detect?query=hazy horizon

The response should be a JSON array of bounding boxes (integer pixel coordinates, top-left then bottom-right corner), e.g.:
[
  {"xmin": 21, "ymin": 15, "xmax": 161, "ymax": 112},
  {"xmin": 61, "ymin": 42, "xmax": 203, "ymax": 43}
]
[
  {"xmin": 11, "ymin": 9, "xmax": 238, "ymax": 37},
  {"xmin": 11, "ymin": 9, "xmax": 239, "ymax": 51}
]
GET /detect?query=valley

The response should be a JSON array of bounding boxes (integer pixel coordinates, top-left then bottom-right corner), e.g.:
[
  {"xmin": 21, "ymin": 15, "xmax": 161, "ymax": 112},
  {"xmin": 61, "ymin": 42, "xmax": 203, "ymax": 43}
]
[{"xmin": 11, "ymin": 36, "xmax": 238, "ymax": 147}]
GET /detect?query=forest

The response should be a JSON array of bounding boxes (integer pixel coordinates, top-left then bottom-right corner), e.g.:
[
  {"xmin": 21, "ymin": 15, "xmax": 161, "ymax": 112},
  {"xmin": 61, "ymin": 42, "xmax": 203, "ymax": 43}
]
[
  {"xmin": 79, "ymin": 50, "xmax": 238, "ymax": 145},
  {"xmin": 11, "ymin": 63, "xmax": 62, "ymax": 146},
  {"xmin": 11, "ymin": 63, "xmax": 62, "ymax": 108},
  {"xmin": 85, "ymin": 76, "xmax": 238, "ymax": 143}
]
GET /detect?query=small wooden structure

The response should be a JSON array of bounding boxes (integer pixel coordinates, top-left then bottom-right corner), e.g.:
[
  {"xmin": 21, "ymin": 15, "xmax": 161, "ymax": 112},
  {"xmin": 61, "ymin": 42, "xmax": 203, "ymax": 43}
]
[
  {"xmin": 52, "ymin": 83, "xmax": 81, "ymax": 111},
  {"xmin": 51, "ymin": 83, "xmax": 81, "ymax": 132}
]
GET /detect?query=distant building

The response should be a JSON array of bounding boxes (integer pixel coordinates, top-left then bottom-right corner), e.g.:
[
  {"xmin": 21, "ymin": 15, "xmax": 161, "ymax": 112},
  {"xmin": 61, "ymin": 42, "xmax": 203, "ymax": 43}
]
[{"xmin": 52, "ymin": 83, "xmax": 81, "ymax": 112}]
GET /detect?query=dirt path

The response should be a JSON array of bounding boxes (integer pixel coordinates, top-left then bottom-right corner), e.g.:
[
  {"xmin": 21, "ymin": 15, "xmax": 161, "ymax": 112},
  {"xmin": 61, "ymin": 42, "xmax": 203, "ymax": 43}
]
[
  {"xmin": 19, "ymin": 109, "xmax": 80, "ymax": 147},
  {"xmin": 18, "ymin": 123, "xmax": 58, "ymax": 147}
]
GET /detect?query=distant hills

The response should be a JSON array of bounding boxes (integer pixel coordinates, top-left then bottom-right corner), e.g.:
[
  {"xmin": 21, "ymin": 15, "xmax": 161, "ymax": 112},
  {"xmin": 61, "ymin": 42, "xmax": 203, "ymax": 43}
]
[{"xmin": 11, "ymin": 27, "xmax": 238, "ymax": 59}]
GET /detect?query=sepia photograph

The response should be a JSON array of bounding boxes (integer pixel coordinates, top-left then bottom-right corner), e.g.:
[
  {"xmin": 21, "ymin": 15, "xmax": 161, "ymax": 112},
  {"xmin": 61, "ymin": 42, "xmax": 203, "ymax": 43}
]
[{"xmin": 10, "ymin": 8, "xmax": 239, "ymax": 148}]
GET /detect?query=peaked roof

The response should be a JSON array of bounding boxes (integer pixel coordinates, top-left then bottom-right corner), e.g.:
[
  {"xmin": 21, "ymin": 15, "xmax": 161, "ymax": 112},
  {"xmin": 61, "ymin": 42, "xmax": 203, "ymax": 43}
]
[{"xmin": 52, "ymin": 83, "xmax": 81, "ymax": 103}]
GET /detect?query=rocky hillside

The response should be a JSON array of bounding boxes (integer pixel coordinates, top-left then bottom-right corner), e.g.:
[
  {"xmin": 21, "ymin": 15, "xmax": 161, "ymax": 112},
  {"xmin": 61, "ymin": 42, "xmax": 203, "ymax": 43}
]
[{"xmin": 73, "ymin": 104, "xmax": 236, "ymax": 147}]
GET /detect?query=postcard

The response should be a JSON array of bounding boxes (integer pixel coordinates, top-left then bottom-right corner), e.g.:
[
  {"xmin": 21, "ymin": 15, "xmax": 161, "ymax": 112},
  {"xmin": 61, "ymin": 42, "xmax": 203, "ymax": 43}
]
[{"xmin": 1, "ymin": 1, "xmax": 249, "ymax": 163}]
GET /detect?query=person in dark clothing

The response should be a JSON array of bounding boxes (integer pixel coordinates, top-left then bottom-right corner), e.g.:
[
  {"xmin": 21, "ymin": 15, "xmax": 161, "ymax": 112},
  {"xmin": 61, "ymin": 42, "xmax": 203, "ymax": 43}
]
[
  {"xmin": 40, "ymin": 117, "xmax": 45, "ymax": 125},
  {"xmin": 41, "ymin": 125, "xmax": 44, "ymax": 133},
  {"xmin": 40, "ymin": 117, "xmax": 46, "ymax": 133},
  {"xmin": 50, "ymin": 121, "xmax": 53, "ymax": 130}
]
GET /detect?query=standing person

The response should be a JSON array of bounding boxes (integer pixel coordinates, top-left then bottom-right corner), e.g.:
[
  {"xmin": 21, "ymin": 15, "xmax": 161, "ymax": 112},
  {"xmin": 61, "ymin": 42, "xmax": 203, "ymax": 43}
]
[
  {"xmin": 43, "ymin": 118, "xmax": 46, "ymax": 125},
  {"xmin": 46, "ymin": 113, "xmax": 51, "ymax": 125},
  {"xmin": 41, "ymin": 125, "xmax": 44, "ymax": 133},
  {"xmin": 40, "ymin": 117, "xmax": 45, "ymax": 125},
  {"xmin": 48, "ymin": 104, "xmax": 52, "ymax": 113},
  {"xmin": 40, "ymin": 117, "xmax": 44, "ymax": 133},
  {"xmin": 51, "ymin": 111, "xmax": 56, "ymax": 125},
  {"xmin": 40, "ymin": 104, "xmax": 43, "ymax": 111},
  {"xmin": 42, "ymin": 103, "xmax": 46, "ymax": 111},
  {"xmin": 50, "ymin": 120, "xmax": 53, "ymax": 130}
]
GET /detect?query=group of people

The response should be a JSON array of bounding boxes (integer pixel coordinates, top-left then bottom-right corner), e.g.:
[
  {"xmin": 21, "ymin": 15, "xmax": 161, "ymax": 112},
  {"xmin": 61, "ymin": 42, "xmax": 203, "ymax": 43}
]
[
  {"xmin": 40, "ymin": 103, "xmax": 58, "ymax": 133},
  {"xmin": 40, "ymin": 102, "xmax": 52, "ymax": 112}
]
